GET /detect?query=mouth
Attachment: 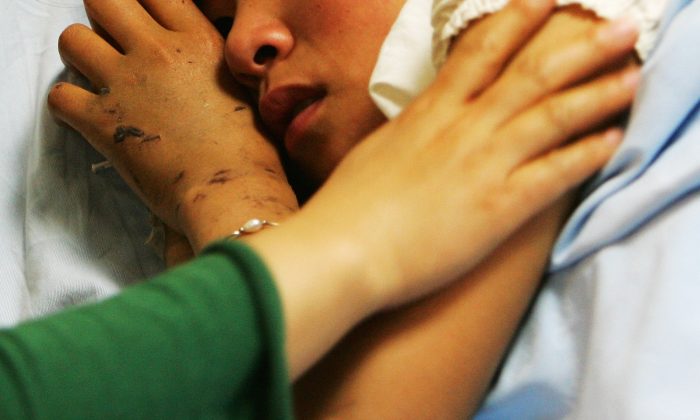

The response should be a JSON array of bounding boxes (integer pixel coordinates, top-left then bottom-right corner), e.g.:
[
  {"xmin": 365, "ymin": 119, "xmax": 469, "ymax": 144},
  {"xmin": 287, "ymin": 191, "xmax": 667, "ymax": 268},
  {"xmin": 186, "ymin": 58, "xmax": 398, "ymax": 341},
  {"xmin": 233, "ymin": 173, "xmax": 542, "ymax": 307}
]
[{"xmin": 259, "ymin": 85, "xmax": 326, "ymax": 153}]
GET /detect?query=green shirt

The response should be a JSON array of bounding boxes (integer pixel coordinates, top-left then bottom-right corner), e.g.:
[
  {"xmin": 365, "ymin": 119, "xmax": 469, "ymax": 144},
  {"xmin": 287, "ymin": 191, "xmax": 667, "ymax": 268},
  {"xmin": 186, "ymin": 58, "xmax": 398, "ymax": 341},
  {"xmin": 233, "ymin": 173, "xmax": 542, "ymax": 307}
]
[{"xmin": 0, "ymin": 241, "xmax": 293, "ymax": 419}]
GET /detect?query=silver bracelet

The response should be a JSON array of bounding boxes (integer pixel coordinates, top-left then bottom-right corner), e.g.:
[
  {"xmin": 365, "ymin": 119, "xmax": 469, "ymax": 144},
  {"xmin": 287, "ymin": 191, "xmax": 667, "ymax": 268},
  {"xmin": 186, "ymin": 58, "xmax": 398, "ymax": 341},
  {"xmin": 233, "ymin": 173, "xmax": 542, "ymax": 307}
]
[
  {"xmin": 91, "ymin": 160, "xmax": 113, "ymax": 173},
  {"xmin": 228, "ymin": 218, "xmax": 279, "ymax": 239}
]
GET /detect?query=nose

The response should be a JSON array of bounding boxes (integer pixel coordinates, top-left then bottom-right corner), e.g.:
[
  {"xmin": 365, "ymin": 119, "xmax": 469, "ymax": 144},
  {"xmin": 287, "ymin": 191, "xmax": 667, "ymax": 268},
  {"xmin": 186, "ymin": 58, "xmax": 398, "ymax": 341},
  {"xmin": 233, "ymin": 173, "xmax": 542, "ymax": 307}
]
[{"xmin": 224, "ymin": 9, "xmax": 294, "ymax": 89}]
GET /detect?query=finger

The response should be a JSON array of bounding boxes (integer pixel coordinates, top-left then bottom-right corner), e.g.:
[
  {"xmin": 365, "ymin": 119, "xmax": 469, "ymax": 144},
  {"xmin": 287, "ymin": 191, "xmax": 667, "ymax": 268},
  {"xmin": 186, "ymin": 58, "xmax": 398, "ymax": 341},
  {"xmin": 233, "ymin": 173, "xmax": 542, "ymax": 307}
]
[
  {"xmin": 84, "ymin": 0, "xmax": 162, "ymax": 52},
  {"xmin": 140, "ymin": 0, "xmax": 216, "ymax": 32},
  {"xmin": 58, "ymin": 24, "xmax": 121, "ymax": 88},
  {"xmin": 429, "ymin": 0, "xmax": 555, "ymax": 104},
  {"xmin": 87, "ymin": 14, "xmax": 124, "ymax": 54},
  {"xmin": 47, "ymin": 82, "xmax": 113, "ymax": 155},
  {"xmin": 508, "ymin": 128, "xmax": 623, "ymax": 212},
  {"xmin": 399, "ymin": 0, "xmax": 554, "ymax": 142},
  {"xmin": 498, "ymin": 66, "xmax": 640, "ymax": 166},
  {"xmin": 478, "ymin": 16, "xmax": 639, "ymax": 128}
]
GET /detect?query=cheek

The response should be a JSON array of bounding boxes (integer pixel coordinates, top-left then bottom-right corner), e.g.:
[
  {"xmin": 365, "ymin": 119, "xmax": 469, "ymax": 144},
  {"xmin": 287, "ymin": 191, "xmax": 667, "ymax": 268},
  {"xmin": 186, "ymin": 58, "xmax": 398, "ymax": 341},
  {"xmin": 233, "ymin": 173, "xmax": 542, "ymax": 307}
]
[
  {"xmin": 293, "ymin": 0, "xmax": 399, "ymax": 52},
  {"xmin": 329, "ymin": 90, "xmax": 387, "ymax": 152}
]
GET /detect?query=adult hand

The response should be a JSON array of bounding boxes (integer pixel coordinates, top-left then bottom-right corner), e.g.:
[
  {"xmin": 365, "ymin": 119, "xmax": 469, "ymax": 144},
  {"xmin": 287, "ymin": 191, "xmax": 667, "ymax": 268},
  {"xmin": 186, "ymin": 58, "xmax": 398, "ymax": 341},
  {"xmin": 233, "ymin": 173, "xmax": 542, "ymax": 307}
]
[
  {"xmin": 295, "ymin": 6, "xmax": 640, "ymax": 418},
  {"xmin": 48, "ymin": 0, "xmax": 298, "ymax": 250},
  {"xmin": 247, "ymin": 0, "xmax": 640, "ymax": 378}
]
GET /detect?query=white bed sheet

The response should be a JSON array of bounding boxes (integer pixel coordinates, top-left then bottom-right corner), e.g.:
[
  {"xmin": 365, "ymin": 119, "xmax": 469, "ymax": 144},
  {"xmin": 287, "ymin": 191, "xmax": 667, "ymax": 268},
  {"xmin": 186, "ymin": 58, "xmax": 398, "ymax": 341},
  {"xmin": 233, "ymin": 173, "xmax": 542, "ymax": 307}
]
[
  {"xmin": 0, "ymin": 0, "xmax": 162, "ymax": 327},
  {"xmin": 5, "ymin": 0, "xmax": 700, "ymax": 418}
]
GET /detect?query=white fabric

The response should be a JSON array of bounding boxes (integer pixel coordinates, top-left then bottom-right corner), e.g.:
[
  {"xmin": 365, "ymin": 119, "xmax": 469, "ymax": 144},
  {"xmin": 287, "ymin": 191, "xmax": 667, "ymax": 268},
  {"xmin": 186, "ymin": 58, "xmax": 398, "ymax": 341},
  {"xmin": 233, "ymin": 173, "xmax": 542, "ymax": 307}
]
[
  {"xmin": 370, "ymin": 0, "xmax": 667, "ymax": 119},
  {"xmin": 369, "ymin": 0, "xmax": 436, "ymax": 119},
  {"xmin": 433, "ymin": 0, "xmax": 670, "ymax": 66},
  {"xmin": 478, "ymin": 192, "xmax": 700, "ymax": 419},
  {"xmin": 374, "ymin": 0, "xmax": 700, "ymax": 418},
  {"xmin": 0, "ymin": 0, "xmax": 162, "ymax": 328},
  {"xmin": 477, "ymin": 4, "xmax": 700, "ymax": 416}
]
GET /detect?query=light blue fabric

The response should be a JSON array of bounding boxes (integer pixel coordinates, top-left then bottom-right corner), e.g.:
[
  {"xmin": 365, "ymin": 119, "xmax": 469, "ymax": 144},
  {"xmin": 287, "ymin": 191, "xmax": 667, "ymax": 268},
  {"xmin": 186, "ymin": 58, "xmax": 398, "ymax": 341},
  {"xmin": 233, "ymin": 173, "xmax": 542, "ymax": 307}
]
[
  {"xmin": 550, "ymin": 0, "xmax": 699, "ymax": 270},
  {"xmin": 478, "ymin": 1, "xmax": 700, "ymax": 418}
]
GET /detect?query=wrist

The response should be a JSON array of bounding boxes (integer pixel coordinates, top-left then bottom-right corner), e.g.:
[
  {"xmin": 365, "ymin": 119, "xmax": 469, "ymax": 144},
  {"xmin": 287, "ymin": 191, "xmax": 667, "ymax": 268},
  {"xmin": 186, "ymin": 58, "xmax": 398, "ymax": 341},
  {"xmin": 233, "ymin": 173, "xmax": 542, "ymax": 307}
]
[
  {"xmin": 178, "ymin": 173, "xmax": 298, "ymax": 252},
  {"xmin": 245, "ymin": 211, "xmax": 382, "ymax": 379}
]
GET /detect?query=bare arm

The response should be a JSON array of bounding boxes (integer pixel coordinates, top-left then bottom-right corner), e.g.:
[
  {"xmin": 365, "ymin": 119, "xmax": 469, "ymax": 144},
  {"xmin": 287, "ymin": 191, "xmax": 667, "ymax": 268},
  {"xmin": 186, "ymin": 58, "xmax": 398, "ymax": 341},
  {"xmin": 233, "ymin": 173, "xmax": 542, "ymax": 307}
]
[
  {"xmin": 293, "ymin": 6, "xmax": 635, "ymax": 418},
  {"xmin": 50, "ymin": 0, "xmax": 636, "ymax": 384},
  {"xmin": 294, "ymin": 198, "xmax": 570, "ymax": 418}
]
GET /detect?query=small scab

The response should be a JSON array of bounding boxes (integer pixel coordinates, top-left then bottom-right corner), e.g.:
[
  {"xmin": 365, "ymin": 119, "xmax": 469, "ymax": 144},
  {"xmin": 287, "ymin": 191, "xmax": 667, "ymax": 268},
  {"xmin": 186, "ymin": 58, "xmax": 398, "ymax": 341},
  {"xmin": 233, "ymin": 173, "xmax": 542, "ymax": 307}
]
[
  {"xmin": 176, "ymin": 48, "xmax": 182, "ymax": 54},
  {"xmin": 193, "ymin": 193, "xmax": 207, "ymax": 203},
  {"xmin": 114, "ymin": 126, "xmax": 144, "ymax": 143},
  {"xmin": 141, "ymin": 134, "xmax": 161, "ymax": 143},
  {"xmin": 105, "ymin": 108, "xmax": 122, "ymax": 123},
  {"xmin": 209, "ymin": 176, "xmax": 231, "ymax": 185},
  {"xmin": 209, "ymin": 169, "xmax": 232, "ymax": 185},
  {"xmin": 173, "ymin": 171, "xmax": 185, "ymax": 184}
]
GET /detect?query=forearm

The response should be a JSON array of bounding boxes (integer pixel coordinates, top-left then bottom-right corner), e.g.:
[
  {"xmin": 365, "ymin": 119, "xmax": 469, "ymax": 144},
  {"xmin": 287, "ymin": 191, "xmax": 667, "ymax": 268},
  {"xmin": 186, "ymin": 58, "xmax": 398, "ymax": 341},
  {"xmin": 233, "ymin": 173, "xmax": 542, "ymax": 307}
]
[
  {"xmin": 293, "ymin": 198, "xmax": 572, "ymax": 419},
  {"xmin": 179, "ymin": 169, "xmax": 299, "ymax": 252}
]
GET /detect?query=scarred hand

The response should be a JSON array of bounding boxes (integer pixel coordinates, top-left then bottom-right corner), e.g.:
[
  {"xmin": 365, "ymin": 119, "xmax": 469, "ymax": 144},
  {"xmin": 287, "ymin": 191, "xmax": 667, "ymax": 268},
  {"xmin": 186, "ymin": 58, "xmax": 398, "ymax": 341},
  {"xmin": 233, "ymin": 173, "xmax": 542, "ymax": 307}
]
[{"xmin": 48, "ymin": 0, "xmax": 298, "ymax": 250}]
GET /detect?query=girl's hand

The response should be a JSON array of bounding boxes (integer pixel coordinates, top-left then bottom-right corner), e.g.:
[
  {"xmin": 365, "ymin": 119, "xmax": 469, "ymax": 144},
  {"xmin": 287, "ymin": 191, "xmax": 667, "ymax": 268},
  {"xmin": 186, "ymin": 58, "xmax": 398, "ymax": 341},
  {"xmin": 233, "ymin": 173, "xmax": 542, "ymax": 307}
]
[
  {"xmin": 247, "ymin": 0, "xmax": 641, "ymax": 377},
  {"xmin": 48, "ymin": 0, "xmax": 298, "ymax": 250}
]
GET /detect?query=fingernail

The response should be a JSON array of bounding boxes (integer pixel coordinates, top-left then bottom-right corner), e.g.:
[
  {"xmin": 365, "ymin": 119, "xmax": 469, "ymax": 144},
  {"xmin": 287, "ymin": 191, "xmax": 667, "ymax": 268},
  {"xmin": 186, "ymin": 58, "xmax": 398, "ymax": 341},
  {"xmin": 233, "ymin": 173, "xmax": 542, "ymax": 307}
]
[
  {"xmin": 598, "ymin": 16, "xmax": 638, "ymax": 44},
  {"xmin": 623, "ymin": 69, "xmax": 642, "ymax": 89},
  {"xmin": 604, "ymin": 128, "xmax": 624, "ymax": 145}
]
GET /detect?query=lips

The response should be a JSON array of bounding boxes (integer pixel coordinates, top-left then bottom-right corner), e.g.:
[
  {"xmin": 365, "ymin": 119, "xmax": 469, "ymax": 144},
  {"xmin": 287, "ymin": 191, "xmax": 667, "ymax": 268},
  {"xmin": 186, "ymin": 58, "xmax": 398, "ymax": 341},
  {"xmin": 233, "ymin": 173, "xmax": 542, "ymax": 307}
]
[{"xmin": 259, "ymin": 85, "xmax": 326, "ymax": 151}]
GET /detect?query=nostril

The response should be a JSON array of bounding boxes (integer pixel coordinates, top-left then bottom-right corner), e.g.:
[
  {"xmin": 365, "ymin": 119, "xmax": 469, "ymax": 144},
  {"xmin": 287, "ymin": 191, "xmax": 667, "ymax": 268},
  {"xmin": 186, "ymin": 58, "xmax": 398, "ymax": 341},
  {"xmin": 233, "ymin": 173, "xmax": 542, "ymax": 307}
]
[{"xmin": 253, "ymin": 45, "xmax": 278, "ymax": 65}]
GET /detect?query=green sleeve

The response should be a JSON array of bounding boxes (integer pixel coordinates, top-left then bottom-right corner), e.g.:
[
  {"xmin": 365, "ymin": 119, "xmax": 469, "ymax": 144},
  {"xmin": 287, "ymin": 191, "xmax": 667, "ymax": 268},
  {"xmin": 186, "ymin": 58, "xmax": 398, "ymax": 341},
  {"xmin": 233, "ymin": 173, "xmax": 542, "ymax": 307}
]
[{"xmin": 0, "ymin": 241, "xmax": 293, "ymax": 420}]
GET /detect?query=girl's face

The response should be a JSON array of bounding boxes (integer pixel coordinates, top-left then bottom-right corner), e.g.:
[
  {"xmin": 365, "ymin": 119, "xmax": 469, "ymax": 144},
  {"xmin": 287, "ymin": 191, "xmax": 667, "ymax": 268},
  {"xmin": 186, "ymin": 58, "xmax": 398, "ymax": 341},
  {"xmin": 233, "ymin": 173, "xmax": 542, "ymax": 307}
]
[{"xmin": 199, "ymin": 0, "xmax": 406, "ymax": 184}]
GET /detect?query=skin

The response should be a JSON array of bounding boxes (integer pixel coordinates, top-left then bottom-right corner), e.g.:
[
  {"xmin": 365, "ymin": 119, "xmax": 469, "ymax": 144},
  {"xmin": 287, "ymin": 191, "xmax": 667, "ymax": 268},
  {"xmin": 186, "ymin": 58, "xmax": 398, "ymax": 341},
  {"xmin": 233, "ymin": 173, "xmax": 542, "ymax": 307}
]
[
  {"xmin": 215, "ymin": 0, "xmax": 406, "ymax": 184},
  {"xmin": 197, "ymin": 1, "xmax": 638, "ymax": 417},
  {"xmin": 49, "ymin": 0, "xmax": 639, "ymax": 415},
  {"xmin": 51, "ymin": 0, "xmax": 300, "ymax": 251}
]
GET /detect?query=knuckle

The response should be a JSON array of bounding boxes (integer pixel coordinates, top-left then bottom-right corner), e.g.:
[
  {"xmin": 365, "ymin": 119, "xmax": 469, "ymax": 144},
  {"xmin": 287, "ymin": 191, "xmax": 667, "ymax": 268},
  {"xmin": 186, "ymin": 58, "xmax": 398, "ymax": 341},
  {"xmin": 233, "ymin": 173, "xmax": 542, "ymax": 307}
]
[
  {"xmin": 459, "ymin": 30, "xmax": 502, "ymax": 62},
  {"xmin": 541, "ymin": 98, "xmax": 572, "ymax": 137},
  {"xmin": 541, "ymin": 150, "xmax": 574, "ymax": 188},
  {"xmin": 193, "ymin": 32, "xmax": 225, "ymax": 57},
  {"xmin": 513, "ymin": 53, "xmax": 554, "ymax": 90},
  {"xmin": 149, "ymin": 43, "xmax": 175, "ymax": 63}
]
